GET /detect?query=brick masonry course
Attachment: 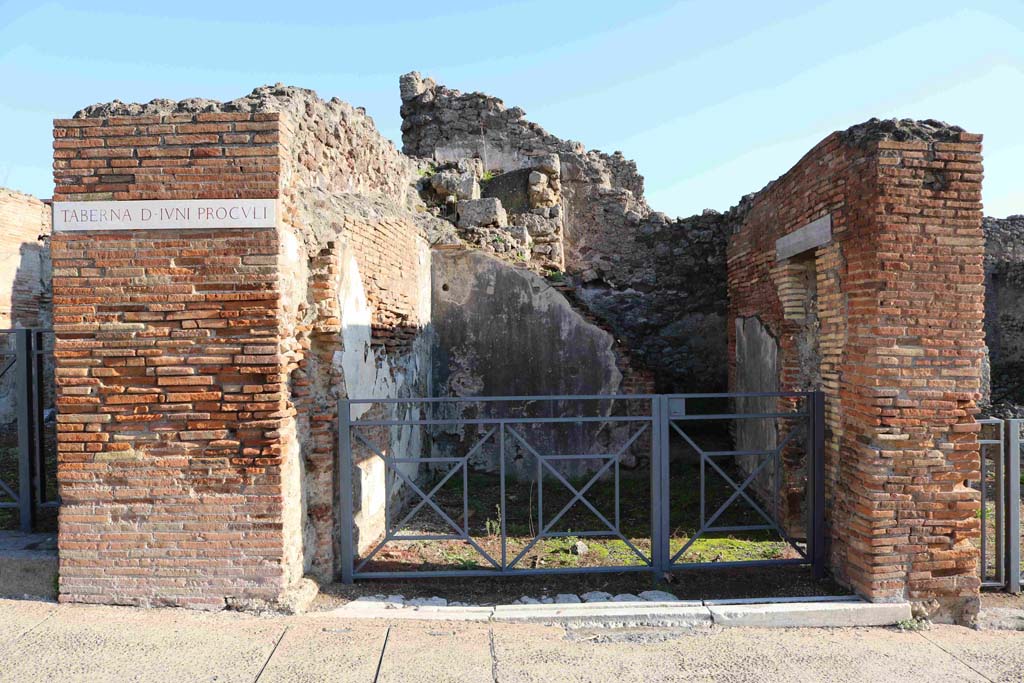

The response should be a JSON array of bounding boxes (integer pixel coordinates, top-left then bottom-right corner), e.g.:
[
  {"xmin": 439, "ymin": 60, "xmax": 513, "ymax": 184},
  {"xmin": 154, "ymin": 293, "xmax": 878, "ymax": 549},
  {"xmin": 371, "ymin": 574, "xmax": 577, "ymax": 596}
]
[
  {"xmin": 727, "ymin": 119, "xmax": 985, "ymax": 622},
  {"xmin": 52, "ymin": 110, "xmax": 301, "ymax": 609},
  {"xmin": 51, "ymin": 87, "xmax": 434, "ymax": 608}
]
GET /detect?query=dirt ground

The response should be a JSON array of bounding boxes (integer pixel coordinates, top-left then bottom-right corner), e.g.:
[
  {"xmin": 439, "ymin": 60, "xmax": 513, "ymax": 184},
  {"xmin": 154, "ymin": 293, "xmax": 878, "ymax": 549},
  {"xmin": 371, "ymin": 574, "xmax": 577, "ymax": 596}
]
[
  {"xmin": 313, "ymin": 564, "xmax": 848, "ymax": 609},
  {"xmin": 980, "ymin": 591, "xmax": 1024, "ymax": 610}
]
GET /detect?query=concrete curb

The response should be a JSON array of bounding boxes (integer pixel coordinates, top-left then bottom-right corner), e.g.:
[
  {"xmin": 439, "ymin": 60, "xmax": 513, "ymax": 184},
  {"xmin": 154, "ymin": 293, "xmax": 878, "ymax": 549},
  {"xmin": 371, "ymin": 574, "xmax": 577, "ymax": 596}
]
[
  {"xmin": 325, "ymin": 598, "xmax": 912, "ymax": 629},
  {"xmin": 707, "ymin": 601, "xmax": 912, "ymax": 628}
]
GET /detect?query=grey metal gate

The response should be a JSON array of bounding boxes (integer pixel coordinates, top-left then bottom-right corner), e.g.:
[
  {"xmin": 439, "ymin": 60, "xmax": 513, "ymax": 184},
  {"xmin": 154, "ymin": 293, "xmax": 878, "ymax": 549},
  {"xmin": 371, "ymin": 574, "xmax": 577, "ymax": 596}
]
[
  {"xmin": 0, "ymin": 328, "xmax": 58, "ymax": 532},
  {"xmin": 339, "ymin": 391, "xmax": 826, "ymax": 582},
  {"xmin": 977, "ymin": 417, "xmax": 1022, "ymax": 592}
]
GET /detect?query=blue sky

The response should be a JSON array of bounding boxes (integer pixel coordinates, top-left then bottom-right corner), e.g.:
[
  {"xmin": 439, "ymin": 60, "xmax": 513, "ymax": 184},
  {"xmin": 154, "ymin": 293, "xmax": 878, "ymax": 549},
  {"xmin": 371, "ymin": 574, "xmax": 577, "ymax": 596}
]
[{"xmin": 1, "ymin": 0, "xmax": 1022, "ymax": 217}]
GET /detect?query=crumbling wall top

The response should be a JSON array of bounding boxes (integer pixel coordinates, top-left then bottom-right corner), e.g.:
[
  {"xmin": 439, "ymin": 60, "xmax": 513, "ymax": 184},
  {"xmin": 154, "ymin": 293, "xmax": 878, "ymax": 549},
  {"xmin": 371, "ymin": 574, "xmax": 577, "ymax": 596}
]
[
  {"xmin": 838, "ymin": 117, "xmax": 966, "ymax": 147},
  {"xmin": 399, "ymin": 71, "xmax": 646, "ymax": 207},
  {"xmin": 76, "ymin": 83, "xmax": 359, "ymax": 119}
]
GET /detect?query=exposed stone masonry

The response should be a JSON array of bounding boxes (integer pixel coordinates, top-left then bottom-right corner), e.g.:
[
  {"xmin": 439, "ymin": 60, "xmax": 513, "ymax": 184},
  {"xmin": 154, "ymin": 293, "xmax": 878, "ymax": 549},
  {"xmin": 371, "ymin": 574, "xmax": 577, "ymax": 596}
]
[
  {"xmin": 400, "ymin": 72, "xmax": 731, "ymax": 390},
  {"xmin": 982, "ymin": 215, "xmax": 1024, "ymax": 413}
]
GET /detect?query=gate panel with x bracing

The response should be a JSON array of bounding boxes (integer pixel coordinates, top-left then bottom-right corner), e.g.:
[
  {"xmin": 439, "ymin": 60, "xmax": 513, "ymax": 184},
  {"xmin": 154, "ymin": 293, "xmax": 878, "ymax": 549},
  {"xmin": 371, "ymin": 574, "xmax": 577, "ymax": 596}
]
[{"xmin": 338, "ymin": 392, "xmax": 825, "ymax": 582}]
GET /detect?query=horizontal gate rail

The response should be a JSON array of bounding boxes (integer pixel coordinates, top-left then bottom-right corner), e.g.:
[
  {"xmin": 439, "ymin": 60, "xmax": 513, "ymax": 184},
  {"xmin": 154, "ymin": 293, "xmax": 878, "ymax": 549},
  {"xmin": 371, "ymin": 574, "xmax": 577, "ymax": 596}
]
[{"xmin": 339, "ymin": 391, "xmax": 825, "ymax": 583}]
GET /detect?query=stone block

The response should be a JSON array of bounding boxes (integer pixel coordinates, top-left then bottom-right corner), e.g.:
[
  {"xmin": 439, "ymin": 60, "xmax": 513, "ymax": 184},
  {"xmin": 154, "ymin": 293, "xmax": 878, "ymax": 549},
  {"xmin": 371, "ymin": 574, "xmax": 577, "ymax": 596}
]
[
  {"xmin": 456, "ymin": 197, "xmax": 507, "ymax": 228},
  {"xmin": 431, "ymin": 170, "xmax": 480, "ymax": 201}
]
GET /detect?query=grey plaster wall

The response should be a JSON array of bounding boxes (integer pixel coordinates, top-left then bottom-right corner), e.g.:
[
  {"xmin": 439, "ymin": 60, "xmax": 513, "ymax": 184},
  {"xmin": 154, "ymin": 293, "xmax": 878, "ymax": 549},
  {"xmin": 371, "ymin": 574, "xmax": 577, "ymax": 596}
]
[
  {"xmin": 734, "ymin": 316, "xmax": 780, "ymax": 454},
  {"xmin": 431, "ymin": 248, "xmax": 626, "ymax": 478},
  {"xmin": 733, "ymin": 316, "xmax": 790, "ymax": 524}
]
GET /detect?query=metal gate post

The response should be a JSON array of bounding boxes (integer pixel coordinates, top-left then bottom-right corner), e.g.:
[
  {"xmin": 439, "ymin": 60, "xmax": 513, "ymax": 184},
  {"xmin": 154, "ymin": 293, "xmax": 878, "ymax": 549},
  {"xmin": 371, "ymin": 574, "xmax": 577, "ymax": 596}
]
[
  {"xmin": 650, "ymin": 396, "xmax": 670, "ymax": 575},
  {"xmin": 1007, "ymin": 419, "xmax": 1021, "ymax": 594},
  {"xmin": 809, "ymin": 391, "xmax": 826, "ymax": 579},
  {"xmin": 338, "ymin": 400, "xmax": 355, "ymax": 584},
  {"xmin": 15, "ymin": 328, "xmax": 35, "ymax": 533}
]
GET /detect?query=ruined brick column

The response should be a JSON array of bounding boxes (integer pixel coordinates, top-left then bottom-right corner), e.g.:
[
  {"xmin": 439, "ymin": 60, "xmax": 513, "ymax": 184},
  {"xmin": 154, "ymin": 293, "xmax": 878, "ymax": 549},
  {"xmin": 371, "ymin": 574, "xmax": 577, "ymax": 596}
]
[
  {"xmin": 728, "ymin": 121, "xmax": 985, "ymax": 621},
  {"xmin": 51, "ymin": 111, "xmax": 305, "ymax": 608}
]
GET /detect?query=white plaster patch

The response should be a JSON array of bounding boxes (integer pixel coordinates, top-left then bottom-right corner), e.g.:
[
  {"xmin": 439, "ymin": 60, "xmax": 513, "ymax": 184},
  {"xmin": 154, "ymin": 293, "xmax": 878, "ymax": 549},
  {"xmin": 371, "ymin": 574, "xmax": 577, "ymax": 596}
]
[{"xmin": 336, "ymin": 253, "xmax": 396, "ymax": 420}]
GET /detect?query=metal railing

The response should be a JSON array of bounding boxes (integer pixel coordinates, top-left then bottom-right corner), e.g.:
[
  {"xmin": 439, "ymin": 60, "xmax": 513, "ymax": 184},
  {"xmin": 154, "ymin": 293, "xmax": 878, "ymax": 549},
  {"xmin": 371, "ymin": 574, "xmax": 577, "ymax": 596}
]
[
  {"xmin": 0, "ymin": 328, "xmax": 57, "ymax": 532},
  {"xmin": 977, "ymin": 417, "xmax": 1022, "ymax": 592},
  {"xmin": 338, "ymin": 391, "xmax": 825, "ymax": 582}
]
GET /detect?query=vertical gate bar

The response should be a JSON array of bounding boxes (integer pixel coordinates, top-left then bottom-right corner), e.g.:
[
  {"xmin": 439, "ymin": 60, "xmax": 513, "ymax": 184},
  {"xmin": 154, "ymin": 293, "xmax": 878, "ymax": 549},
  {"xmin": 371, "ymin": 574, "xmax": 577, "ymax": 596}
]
[
  {"xmin": 384, "ymin": 439, "xmax": 391, "ymax": 536},
  {"xmin": 659, "ymin": 396, "xmax": 671, "ymax": 573},
  {"xmin": 338, "ymin": 400, "xmax": 355, "ymax": 584},
  {"xmin": 1007, "ymin": 419, "xmax": 1021, "ymax": 593},
  {"xmin": 995, "ymin": 421, "xmax": 1003, "ymax": 589},
  {"xmin": 31, "ymin": 330, "xmax": 45, "ymax": 505},
  {"xmin": 15, "ymin": 328, "xmax": 33, "ymax": 533},
  {"xmin": 614, "ymin": 448, "xmax": 620, "ymax": 532},
  {"xmin": 773, "ymin": 435, "xmax": 781, "ymax": 526},
  {"xmin": 699, "ymin": 446, "xmax": 705, "ymax": 529},
  {"xmin": 981, "ymin": 431, "xmax": 988, "ymax": 581},
  {"xmin": 810, "ymin": 391, "xmax": 826, "ymax": 579},
  {"xmin": 462, "ymin": 456, "xmax": 469, "ymax": 537},
  {"xmin": 649, "ymin": 397, "xmax": 662, "ymax": 573},
  {"xmin": 500, "ymin": 422, "xmax": 506, "ymax": 571},
  {"xmin": 537, "ymin": 440, "xmax": 543, "ymax": 535}
]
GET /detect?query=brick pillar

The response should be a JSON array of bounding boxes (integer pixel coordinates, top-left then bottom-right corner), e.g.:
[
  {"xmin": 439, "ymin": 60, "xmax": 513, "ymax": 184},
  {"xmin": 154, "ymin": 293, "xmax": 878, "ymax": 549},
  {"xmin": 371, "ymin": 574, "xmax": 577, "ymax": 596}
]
[
  {"xmin": 845, "ymin": 134, "xmax": 985, "ymax": 620},
  {"xmin": 51, "ymin": 112, "xmax": 304, "ymax": 608},
  {"xmin": 728, "ymin": 124, "xmax": 985, "ymax": 621}
]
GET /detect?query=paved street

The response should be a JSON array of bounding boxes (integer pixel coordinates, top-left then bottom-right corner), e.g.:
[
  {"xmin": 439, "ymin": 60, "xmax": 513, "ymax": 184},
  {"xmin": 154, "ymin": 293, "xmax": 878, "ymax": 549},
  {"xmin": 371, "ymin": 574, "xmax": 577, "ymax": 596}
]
[{"xmin": 0, "ymin": 598, "xmax": 1022, "ymax": 682}]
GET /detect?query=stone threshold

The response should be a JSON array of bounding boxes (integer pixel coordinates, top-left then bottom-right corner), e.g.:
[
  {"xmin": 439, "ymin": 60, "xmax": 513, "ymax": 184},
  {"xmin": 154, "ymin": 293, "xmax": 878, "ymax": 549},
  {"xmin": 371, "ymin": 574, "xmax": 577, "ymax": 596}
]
[{"xmin": 325, "ymin": 595, "xmax": 911, "ymax": 629}]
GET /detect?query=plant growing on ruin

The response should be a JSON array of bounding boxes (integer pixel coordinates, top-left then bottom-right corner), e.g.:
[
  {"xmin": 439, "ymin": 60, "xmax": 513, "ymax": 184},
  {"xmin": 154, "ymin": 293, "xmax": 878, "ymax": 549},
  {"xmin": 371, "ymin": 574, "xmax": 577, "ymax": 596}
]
[
  {"xmin": 485, "ymin": 505, "xmax": 501, "ymax": 537},
  {"xmin": 545, "ymin": 269, "xmax": 565, "ymax": 282},
  {"xmin": 895, "ymin": 617, "xmax": 931, "ymax": 632}
]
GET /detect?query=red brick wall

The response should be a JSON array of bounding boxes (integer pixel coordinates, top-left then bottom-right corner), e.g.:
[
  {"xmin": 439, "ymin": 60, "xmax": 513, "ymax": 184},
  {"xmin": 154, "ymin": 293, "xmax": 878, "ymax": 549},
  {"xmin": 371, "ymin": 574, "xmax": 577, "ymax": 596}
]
[
  {"xmin": 0, "ymin": 188, "xmax": 50, "ymax": 328},
  {"xmin": 51, "ymin": 112, "xmax": 301, "ymax": 608},
  {"xmin": 728, "ymin": 128, "xmax": 985, "ymax": 617},
  {"xmin": 53, "ymin": 112, "xmax": 281, "ymax": 200}
]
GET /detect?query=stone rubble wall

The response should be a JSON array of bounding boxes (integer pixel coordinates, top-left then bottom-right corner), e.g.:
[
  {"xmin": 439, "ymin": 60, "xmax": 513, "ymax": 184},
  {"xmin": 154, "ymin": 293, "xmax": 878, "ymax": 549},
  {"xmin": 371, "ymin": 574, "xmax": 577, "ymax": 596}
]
[
  {"xmin": 400, "ymin": 72, "xmax": 729, "ymax": 391},
  {"xmin": 399, "ymin": 71, "xmax": 647, "ymax": 279},
  {"xmin": 982, "ymin": 215, "xmax": 1024, "ymax": 410}
]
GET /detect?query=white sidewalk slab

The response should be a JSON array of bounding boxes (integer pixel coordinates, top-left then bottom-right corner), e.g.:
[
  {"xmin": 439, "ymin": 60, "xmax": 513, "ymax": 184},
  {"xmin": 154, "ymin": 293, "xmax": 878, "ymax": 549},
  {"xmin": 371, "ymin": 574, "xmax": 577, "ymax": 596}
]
[{"xmin": 707, "ymin": 601, "xmax": 911, "ymax": 628}]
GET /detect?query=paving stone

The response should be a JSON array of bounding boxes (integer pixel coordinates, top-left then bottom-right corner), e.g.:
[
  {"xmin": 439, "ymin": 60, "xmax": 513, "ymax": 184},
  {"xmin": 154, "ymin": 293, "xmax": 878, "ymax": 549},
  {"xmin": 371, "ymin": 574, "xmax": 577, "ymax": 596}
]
[
  {"xmin": 638, "ymin": 590, "xmax": 679, "ymax": 602},
  {"xmin": 580, "ymin": 591, "xmax": 613, "ymax": 602}
]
